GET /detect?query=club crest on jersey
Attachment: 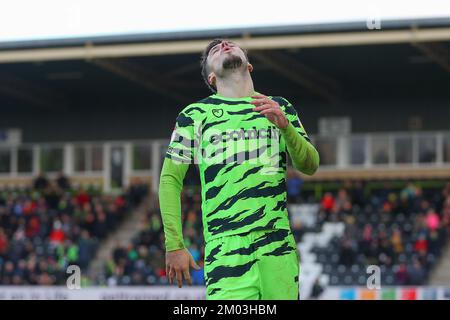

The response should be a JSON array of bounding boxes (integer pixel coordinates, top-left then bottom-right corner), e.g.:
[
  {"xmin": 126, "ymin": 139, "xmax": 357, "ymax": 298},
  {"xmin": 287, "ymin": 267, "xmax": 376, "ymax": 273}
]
[{"xmin": 212, "ymin": 109, "xmax": 223, "ymax": 118}]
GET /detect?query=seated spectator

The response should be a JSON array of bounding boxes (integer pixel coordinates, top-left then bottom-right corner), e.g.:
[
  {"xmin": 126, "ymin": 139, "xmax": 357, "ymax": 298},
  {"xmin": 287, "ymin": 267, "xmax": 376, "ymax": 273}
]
[
  {"xmin": 408, "ymin": 259, "xmax": 426, "ymax": 285},
  {"xmin": 399, "ymin": 182, "xmax": 420, "ymax": 215},
  {"xmin": 391, "ymin": 228, "xmax": 404, "ymax": 254},
  {"xmin": 320, "ymin": 192, "xmax": 335, "ymax": 221},
  {"xmin": 76, "ymin": 187, "xmax": 91, "ymax": 207},
  {"xmin": 339, "ymin": 236, "xmax": 357, "ymax": 266},
  {"xmin": 1, "ymin": 261, "xmax": 15, "ymax": 285},
  {"xmin": 78, "ymin": 230, "xmax": 95, "ymax": 269},
  {"xmin": 395, "ymin": 263, "xmax": 409, "ymax": 285},
  {"xmin": 442, "ymin": 195, "xmax": 450, "ymax": 233},
  {"xmin": 335, "ymin": 188, "xmax": 350, "ymax": 212},
  {"xmin": 378, "ymin": 236, "xmax": 394, "ymax": 266},
  {"xmin": 33, "ymin": 172, "xmax": 49, "ymax": 190},
  {"xmin": 49, "ymin": 220, "xmax": 66, "ymax": 246},
  {"xmin": 425, "ymin": 208, "xmax": 440, "ymax": 232},
  {"xmin": 0, "ymin": 228, "xmax": 8, "ymax": 259},
  {"xmin": 414, "ymin": 233, "xmax": 428, "ymax": 255},
  {"xmin": 428, "ymin": 230, "xmax": 441, "ymax": 256},
  {"xmin": 127, "ymin": 178, "xmax": 149, "ymax": 207},
  {"xmin": 359, "ymin": 224, "xmax": 373, "ymax": 256},
  {"xmin": 44, "ymin": 181, "xmax": 63, "ymax": 210},
  {"xmin": 350, "ymin": 180, "xmax": 366, "ymax": 208},
  {"xmin": 25, "ymin": 216, "xmax": 40, "ymax": 238},
  {"xmin": 287, "ymin": 170, "xmax": 303, "ymax": 203},
  {"xmin": 56, "ymin": 172, "xmax": 71, "ymax": 190}
]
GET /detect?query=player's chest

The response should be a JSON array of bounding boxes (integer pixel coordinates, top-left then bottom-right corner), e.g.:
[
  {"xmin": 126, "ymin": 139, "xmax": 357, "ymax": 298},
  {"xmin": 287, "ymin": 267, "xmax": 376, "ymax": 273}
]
[
  {"xmin": 199, "ymin": 105, "xmax": 281, "ymax": 149},
  {"xmin": 203, "ymin": 104, "xmax": 270, "ymax": 133}
]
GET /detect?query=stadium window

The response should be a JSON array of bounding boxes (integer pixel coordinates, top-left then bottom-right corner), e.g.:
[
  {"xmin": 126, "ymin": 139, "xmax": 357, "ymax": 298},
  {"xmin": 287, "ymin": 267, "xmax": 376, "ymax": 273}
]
[
  {"xmin": 315, "ymin": 137, "xmax": 337, "ymax": 166},
  {"xmin": 91, "ymin": 146, "xmax": 103, "ymax": 172},
  {"xmin": 132, "ymin": 144, "xmax": 152, "ymax": 171},
  {"xmin": 444, "ymin": 134, "xmax": 450, "ymax": 163},
  {"xmin": 74, "ymin": 146, "xmax": 87, "ymax": 172},
  {"xmin": 17, "ymin": 147, "xmax": 33, "ymax": 173},
  {"xmin": 418, "ymin": 135, "xmax": 437, "ymax": 164},
  {"xmin": 0, "ymin": 148, "xmax": 11, "ymax": 173},
  {"xmin": 394, "ymin": 136, "xmax": 413, "ymax": 164},
  {"xmin": 350, "ymin": 136, "xmax": 366, "ymax": 165},
  {"xmin": 40, "ymin": 146, "xmax": 63, "ymax": 172},
  {"xmin": 371, "ymin": 136, "xmax": 389, "ymax": 165}
]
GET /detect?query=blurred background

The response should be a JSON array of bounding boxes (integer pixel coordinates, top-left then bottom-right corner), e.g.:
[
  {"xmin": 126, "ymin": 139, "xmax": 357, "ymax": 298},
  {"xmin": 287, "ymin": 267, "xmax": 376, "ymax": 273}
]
[{"xmin": 0, "ymin": 0, "xmax": 450, "ymax": 300}]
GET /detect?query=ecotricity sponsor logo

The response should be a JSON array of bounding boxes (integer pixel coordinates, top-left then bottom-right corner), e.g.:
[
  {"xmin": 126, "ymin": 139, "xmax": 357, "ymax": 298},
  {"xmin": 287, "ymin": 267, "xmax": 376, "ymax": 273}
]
[
  {"xmin": 201, "ymin": 126, "xmax": 281, "ymax": 167},
  {"xmin": 209, "ymin": 127, "xmax": 280, "ymax": 145},
  {"xmin": 172, "ymin": 122, "xmax": 282, "ymax": 168}
]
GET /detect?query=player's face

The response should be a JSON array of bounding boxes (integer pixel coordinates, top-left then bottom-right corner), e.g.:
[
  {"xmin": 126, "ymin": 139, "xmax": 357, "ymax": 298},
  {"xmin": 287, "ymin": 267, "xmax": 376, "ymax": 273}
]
[{"xmin": 206, "ymin": 40, "xmax": 252, "ymax": 85}]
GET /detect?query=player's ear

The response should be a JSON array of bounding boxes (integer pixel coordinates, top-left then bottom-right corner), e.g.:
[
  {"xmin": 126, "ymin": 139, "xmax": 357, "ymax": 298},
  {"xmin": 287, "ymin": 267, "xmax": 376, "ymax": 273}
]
[
  {"xmin": 247, "ymin": 63, "xmax": 253, "ymax": 73},
  {"xmin": 208, "ymin": 73, "xmax": 216, "ymax": 87}
]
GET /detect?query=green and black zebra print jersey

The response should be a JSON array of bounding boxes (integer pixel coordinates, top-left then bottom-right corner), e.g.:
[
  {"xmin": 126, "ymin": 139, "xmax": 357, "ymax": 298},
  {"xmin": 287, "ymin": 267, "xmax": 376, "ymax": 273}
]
[{"xmin": 166, "ymin": 93, "xmax": 312, "ymax": 242}]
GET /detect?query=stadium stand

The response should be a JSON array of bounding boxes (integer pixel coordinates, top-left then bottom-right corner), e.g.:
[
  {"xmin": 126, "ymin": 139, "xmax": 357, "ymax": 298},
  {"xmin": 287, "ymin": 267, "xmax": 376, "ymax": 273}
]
[
  {"xmin": 98, "ymin": 177, "xmax": 450, "ymax": 295},
  {"xmin": 0, "ymin": 174, "xmax": 148, "ymax": 285},
  {"xmin": 100, "ymin": 168, "xmax": 204, "ymax": 286},
  {"xmin": 312, "ymin": 181, "xmax": 450, "ymax": 287}
]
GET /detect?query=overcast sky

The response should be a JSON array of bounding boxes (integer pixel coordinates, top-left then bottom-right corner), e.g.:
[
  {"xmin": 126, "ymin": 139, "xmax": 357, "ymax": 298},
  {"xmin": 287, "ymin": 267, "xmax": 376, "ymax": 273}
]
[{"xmin": 1, "ymin": 0, "xmax": 449, "ymax": 42}]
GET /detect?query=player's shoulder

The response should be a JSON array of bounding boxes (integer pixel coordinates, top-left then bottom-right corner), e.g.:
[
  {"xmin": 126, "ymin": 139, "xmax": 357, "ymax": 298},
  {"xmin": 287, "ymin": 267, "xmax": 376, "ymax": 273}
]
[
  {"xmin": 177, "ymin": 98, "xmax": 212, "ymax": 122},
  {"xmin": 269, "ymin": 95, "xmax": 291, "ymax": 107},
  {"xmin": 270, "ymin": 95, "xmax": 297, "ymax": 116},
  {"xmin": 179, "ymin": 94, "xmax": 232, "ymax": 119},
  {"xmin": 179, "ymin": 103, "xmax": 207, "ymax": 117}
]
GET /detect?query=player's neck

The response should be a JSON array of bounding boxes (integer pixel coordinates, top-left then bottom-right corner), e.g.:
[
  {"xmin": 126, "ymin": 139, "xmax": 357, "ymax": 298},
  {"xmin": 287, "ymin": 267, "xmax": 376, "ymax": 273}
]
[{"xmin": 216, "ymin": 70, "xmax": 255, "ymax": 99}]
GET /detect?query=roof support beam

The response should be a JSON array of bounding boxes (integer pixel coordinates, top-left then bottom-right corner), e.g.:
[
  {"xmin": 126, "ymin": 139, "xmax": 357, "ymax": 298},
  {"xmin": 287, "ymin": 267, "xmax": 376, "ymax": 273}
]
[
  {"xmin": 0, "ymin": 74, "xmax": 67, "ymax": 110},
  {"xmin": 89, "ymin": 58, "xmax": 190, "ymax": 103},
  {"xmin": 251, "ymin": 50, "xmax": 341, "ymax": 102},
  {"xmin": 165, "ymin": 62, "xmax": 200, "ymax": 78},
  {"xmin": 1, "ymin": 27, "xmax": 450, "ymax": 64},
  {"xmin": 411, "ymin": 42, "xmax": 450, "ymax": 73}
]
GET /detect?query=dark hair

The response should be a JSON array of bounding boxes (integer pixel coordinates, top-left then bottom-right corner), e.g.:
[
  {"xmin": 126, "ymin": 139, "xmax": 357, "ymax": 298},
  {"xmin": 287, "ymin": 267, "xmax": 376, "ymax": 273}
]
[{"xmin": 200, "ymin": 38, "xmax": 249, "ymax": 93}]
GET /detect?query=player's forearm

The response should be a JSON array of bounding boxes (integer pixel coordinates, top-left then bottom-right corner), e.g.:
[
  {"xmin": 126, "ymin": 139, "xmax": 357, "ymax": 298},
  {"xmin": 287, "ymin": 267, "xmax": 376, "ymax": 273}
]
[
  {"xmin": 159, "ymin": 158, "xmax": 189, "ymax": 251},
  {"xmin": 280, "ymin": 122, "xmax": 320, "ymax": 175}
]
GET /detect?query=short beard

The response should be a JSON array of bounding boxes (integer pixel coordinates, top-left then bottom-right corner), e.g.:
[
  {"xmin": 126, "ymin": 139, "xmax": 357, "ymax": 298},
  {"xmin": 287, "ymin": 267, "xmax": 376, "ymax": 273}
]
[{"xmin": 222, "ymin": 54, "xmax": 243, "ymax": 70}]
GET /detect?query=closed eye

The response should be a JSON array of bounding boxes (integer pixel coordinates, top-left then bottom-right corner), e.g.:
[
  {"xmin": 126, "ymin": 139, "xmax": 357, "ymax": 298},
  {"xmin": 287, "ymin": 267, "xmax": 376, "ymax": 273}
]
[{"xmin": 211, "ymin": 45, "xmax": 220, "ymax": 54}]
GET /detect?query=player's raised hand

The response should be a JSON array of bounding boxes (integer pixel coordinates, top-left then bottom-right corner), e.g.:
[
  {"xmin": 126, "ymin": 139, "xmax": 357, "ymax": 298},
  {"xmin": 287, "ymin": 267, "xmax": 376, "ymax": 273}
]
[
  {"xmin": 166, "ymin": 248, "xmax": 201, "ymax": 288},
  {"xmin": 251, "ymin": 94, "xmax": 289, "ymax": 129}
]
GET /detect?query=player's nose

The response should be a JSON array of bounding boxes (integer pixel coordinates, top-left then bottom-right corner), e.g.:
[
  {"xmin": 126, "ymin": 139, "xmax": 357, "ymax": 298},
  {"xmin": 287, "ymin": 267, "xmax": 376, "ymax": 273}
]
[{"xmin": 221, "ymin": 41, "xmax": 231, "ymax": 50}]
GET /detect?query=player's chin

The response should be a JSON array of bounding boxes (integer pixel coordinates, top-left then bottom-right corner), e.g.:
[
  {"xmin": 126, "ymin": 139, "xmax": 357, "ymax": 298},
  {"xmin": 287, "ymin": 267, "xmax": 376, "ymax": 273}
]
[{"xmin": 222, "ymin": 55, "xmax": 243, "ymax": 70}]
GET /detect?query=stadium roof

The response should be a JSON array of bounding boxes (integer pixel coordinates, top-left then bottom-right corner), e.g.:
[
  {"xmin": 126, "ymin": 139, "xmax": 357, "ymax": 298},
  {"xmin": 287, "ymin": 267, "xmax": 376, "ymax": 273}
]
[
  {"xmin": 1, "ymin": 18, "xmax": 450, "ymax": 58},
  {"xmin": 0, "ymin": 19, "xmax": 449, "ymax": 119}
]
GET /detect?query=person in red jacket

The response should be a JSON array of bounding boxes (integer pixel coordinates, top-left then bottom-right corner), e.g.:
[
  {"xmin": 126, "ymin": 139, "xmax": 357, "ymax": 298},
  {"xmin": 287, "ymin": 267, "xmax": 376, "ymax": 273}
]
[
  {"xmin": 49, "ymin": 220, "xmax": 65, "ymax": 245},
  {"xmin": 0, "ymin": 228, "xmax": 8, "ymax": 258}
]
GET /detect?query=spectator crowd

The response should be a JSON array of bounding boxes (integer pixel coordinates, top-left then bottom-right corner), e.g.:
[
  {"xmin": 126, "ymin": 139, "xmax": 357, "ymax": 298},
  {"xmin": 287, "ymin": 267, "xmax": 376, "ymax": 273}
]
[
  {"xmin": 101, "ymin": 175, "xmax": 450, "ymax": 288},
  {"xmin": 314, "ymin": 180, "xmax": 450, "ymax": 286},
  {"xmin": 2, "ymin": 169, "xmax": 448, "ymax": 289},
  {"xmin": 0, "ymin": 173, "xmax": 147, "ymax": 285},
  {"xmin": 100, "ymin": 185, "xmax": 205, "ymax": 286}
]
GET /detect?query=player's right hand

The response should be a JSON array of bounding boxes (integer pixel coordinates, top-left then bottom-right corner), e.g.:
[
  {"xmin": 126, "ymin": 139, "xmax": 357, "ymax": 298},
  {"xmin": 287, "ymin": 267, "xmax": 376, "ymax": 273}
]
[{"xmin": 166, "ymin": 248, "xmax": 201, "ymax": 288}]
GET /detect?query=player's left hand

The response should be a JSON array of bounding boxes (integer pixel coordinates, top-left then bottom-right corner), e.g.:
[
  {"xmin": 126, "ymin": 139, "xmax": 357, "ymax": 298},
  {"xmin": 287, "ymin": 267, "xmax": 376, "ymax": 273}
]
[{"xmin": 251, "ymin": 94, "xmax": 289, "ymax": 129}]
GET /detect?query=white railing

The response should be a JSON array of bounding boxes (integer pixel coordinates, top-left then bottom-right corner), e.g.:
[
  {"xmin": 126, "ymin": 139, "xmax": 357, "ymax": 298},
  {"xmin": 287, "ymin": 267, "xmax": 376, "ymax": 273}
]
[
  {"xmin": 0, "ymin": 131, "xmax": 449, "ymax": 191},
  {"xmin": 312, "ymin": 131, "xmax": 450, "ymax": 169}
]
